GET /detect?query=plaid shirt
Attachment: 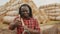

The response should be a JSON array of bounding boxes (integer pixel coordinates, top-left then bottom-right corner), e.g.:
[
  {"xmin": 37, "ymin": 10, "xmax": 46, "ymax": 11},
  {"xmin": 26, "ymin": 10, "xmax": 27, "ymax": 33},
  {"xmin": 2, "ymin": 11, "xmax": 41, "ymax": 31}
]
[{"xmin": 11, "ymin": 16, "xmax": 40, "ymax": 34}]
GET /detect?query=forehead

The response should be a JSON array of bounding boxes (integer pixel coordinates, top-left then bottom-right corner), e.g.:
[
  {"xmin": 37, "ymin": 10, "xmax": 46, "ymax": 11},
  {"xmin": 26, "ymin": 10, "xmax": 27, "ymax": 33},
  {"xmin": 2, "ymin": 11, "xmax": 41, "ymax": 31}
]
[{"xmin": 21, "ymin": 6, "xmax": 29, "ymax": 10}]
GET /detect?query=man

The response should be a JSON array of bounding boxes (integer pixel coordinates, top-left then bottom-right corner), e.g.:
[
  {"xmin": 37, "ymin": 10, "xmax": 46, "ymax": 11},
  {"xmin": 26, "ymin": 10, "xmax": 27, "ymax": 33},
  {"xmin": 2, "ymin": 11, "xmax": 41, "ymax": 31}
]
[{"xmin": 9, "ymin": 4, "xmax": 40, "ymax": 34}]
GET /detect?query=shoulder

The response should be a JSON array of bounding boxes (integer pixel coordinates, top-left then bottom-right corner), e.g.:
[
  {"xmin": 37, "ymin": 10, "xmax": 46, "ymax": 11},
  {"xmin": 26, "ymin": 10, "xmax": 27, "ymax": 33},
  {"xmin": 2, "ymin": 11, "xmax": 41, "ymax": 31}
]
[{"xmin": 30, "ymin": 18, "xmax": 37, "ymax": 21}]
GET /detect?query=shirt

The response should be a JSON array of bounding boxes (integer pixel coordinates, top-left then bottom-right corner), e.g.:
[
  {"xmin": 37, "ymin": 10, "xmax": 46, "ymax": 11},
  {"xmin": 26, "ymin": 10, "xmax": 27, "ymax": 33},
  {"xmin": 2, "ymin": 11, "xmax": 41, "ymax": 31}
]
[{"xmin": 10, "ymin": 16, "xmax": 40, "ymax": 34}]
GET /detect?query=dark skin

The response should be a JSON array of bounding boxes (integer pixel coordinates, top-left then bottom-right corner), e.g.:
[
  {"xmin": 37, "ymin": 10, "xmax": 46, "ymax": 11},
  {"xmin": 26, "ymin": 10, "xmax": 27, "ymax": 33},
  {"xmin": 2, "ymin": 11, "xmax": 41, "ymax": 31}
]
[
  {"xmin": 9, "ymin": 6, "xmax": 40, "ymax": 34},
  {"xmin": 21, "ymin": 6, "xmax": 30, "ymax": 19}
]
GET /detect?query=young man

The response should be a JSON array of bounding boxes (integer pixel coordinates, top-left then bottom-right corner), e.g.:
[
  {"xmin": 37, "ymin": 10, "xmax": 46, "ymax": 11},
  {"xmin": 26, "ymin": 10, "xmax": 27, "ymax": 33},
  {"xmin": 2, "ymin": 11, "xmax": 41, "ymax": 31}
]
[{"xmin": 9, "ymin": 4, "xmax": 40, "ymax": 34}]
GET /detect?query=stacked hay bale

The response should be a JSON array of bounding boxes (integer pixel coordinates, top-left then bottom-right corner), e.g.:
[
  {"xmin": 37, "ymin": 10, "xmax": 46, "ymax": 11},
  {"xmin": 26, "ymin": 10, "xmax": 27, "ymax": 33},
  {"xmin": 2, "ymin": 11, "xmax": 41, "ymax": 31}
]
[
  {"xmin": 0, "ymin": 0, "xmax": 20, "ymax": 34},
  {"xmin": 39, "ymin": 8, "xmax": 50, "ymax": 24},
  {"xmin": 3, "ymin": 10, "xmax": 19, "ymax": 24},
  {"xmin": 39, "ymin": 4, "xmax": 60, "ymax": 21}
]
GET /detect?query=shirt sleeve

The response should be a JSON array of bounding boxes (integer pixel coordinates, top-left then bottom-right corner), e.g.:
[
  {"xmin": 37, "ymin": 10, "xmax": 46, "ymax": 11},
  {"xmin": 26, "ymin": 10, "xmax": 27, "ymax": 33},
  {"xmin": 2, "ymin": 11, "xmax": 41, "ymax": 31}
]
[{"xmin": 34, "ymin": 19, "xmax": 40, "ymax": 32}]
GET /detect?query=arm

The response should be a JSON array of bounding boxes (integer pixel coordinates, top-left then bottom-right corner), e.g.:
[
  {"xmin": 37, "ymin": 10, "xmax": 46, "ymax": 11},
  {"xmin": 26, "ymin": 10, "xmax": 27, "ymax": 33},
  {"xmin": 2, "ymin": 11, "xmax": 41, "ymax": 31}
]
[
  {"xmin": 9, "ymin": 16, "xmax": 21, "ymax": 30},
  {"xmin": 9, "ymin": 20, "xmax": 22, "ymax": 30}
]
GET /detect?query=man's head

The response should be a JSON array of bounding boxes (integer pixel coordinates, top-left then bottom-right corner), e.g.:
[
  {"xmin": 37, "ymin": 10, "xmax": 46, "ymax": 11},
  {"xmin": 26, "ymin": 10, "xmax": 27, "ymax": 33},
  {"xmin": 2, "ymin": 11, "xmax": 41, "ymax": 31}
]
[{"xmin": 19, "ymin": 4, "xmax": 33, "ymax": 18}]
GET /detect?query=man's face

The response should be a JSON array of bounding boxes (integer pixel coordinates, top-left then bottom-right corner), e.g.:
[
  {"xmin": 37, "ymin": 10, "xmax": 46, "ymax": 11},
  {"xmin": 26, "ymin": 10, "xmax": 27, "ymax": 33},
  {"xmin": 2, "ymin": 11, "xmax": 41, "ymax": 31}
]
[{"xmin": 21, "ymin": 6, "xmax": 30, "ymax": 18}]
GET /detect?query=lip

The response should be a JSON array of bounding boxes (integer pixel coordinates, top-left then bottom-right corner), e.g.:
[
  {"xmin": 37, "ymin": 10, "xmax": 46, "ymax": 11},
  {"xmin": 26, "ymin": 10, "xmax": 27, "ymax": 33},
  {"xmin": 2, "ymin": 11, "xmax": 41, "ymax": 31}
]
[
  {"xmin": 24, "ymin": 13, "xmax": 29, "ymax": 15},
  {"xmin": 23, "ymin": 13, "xmax": 29, "ymax": 16}
]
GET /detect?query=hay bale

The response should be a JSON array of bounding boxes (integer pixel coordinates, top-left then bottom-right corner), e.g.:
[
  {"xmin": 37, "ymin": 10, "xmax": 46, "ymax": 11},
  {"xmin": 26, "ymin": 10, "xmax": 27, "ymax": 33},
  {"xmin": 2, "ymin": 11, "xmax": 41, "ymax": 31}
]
[
  {"xmin": 3, "ymin": 16, "xmax": 16, "ymax": 23},
  {"xmin": 56, "ymin": 16, "xmax": 60, "ymax": 20},
  {"xmin": 6, "ymin": 11, "xmax": 19, "ymax": 16}
]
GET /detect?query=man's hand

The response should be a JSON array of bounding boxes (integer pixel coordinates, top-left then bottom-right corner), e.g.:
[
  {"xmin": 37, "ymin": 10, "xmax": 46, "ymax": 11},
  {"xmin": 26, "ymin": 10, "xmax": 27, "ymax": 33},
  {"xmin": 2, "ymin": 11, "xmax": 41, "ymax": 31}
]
[
  {"xmin": 23, "ymin": 26, "xmax": 40, "ymax": 34},
  {"xmin": 9, "ymin": 18, "xmax": 22, "ymax": 30}
]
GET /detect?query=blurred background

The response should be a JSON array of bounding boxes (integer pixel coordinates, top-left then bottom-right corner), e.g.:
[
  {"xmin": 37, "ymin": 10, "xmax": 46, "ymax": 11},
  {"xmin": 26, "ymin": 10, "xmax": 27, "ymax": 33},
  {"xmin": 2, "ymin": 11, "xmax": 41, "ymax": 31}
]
[{"xmin": 0, "ymin": 0, "xmax": 60, "ymax": 34}]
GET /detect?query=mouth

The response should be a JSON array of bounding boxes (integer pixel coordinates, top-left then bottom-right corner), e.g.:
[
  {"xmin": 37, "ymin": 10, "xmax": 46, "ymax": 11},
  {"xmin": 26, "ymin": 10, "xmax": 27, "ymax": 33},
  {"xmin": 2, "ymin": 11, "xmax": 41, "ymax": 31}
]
[{"xmin": 23, "ymin": 13, "xmax": 29, "ymax": 17}]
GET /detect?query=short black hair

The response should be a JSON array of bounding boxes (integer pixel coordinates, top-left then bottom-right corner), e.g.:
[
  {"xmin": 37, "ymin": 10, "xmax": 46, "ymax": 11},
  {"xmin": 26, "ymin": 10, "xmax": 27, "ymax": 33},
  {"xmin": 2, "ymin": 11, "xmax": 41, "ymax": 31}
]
[{"xmin": 19, "ymin": 4, "xmax": 33, "ymax": 18}]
